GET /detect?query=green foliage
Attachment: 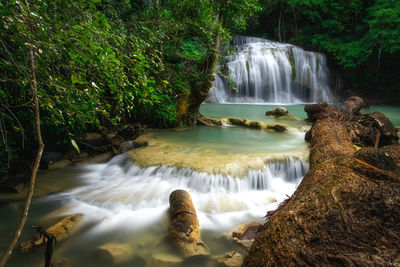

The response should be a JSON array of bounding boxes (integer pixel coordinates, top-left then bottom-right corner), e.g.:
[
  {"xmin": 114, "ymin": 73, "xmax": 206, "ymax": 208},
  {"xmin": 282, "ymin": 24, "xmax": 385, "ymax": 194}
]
[{"xmin": 0, "ymin": 0, "xmax": 261, "ymax": 174}]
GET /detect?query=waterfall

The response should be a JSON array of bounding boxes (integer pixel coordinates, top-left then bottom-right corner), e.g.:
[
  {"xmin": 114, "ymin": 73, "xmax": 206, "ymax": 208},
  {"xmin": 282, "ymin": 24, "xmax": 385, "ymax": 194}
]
[
  {"xmin": 207, "ymin": 36, "xmax": 336, "ymax": 104},
  {"xmin": 60, "ymin": 154, "xmax": 308, "ymax": 212}
]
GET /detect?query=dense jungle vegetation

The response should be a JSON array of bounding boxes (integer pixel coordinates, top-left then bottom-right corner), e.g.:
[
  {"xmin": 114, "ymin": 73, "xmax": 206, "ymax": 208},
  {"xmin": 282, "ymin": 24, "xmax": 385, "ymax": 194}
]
[{"xmin": 1, "ymin": 0, "xmax": 399, "ymax": 175}]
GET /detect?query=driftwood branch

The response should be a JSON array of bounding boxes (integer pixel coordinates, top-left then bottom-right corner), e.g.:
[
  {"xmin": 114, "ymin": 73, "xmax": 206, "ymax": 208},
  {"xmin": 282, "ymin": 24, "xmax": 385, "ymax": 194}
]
[{"xmin": 32, "ymin": 226, "xmax": 56, "ymax": 267}]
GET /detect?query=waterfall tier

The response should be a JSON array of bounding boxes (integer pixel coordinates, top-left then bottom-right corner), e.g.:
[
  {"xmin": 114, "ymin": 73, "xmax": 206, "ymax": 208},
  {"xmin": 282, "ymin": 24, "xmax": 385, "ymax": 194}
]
[
  {"xmin": 61, "ymin": 154, "xmax": 308, "ymax": 212},
  {"xmin": 207, "ymin": 36, "xmax": 336, "ymax": 104}
]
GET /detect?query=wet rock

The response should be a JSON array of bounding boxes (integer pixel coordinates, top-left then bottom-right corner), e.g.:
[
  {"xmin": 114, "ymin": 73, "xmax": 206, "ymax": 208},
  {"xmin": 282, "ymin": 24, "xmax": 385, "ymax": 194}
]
[
  {"xmin": 248, "ymin": 121, "xmax": 262, "ymax": 129},
  {"xmin": 265, "ymin": 107, "xmax": 289, "ymax": 117},
  {"xmin": 20, "ymin": 214, "xmax": 84, "ymax": 252},
  {"xmin": 222, "ymin": 222, "xmax": 262, "ymax": 251},
  {"xmin": 227, "ymin": 117, "xmax": 247, "ymax": 127},
  {"xmin": 197, "ymin": 115, "xmax": 223, "ymax": 127},
  {"xmin": 168, "ymin": 190, "xmax": 209, "ymax": 259},
  {"xmin": 48, "ymin": 159, "xmax": 71, "ymax": 170},
  {"xmin": 72, "ymin": 152, "xmax": 113, "ymax": 166},
  {"xmin": 150, "ymin": 253, "xmax": 182, "ymax": 267},
  {"xmin": 94, "ymin": 243, "xmax": 134, "ymax": 265},
  {"xmin": 225, "ymin": 117, "xmax": 287, "ymax": 132},
  {"xmin": 212, "ymin": 251, "xmax": 244, "ymax": 267},
  {"xmin": 232, "ymin": 222, "xmax": 261, "ymax": 240},
  {"xmin": 266, "ymin": 124, "xmax": 286, "ymax": 132}
]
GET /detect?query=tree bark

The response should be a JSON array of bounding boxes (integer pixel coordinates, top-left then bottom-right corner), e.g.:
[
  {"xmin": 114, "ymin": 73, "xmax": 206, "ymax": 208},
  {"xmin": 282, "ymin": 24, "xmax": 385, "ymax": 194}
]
[
  {"xmin": 176, "ymin": 26, "xmax": 220, "ymax": 126},
  {"xmin": 243, "ymin": 97, "xmax": 400, "ymax": 266},
  {"xmin": 168, "ymin": 190, "xmax": 209, "ymax": 259}
]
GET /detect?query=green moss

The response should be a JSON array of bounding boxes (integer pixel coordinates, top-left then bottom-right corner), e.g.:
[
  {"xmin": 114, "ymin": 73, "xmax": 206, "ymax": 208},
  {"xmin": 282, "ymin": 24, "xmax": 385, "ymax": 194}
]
[{"xmin": 288, "ymin": 51, "xmax": 296, "ymax": 80}]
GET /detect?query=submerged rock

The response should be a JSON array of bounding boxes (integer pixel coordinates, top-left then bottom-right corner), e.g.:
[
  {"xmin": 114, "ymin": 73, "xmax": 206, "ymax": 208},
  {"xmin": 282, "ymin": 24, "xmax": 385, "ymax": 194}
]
[
  {"xmin": 223, "ymin": 117, "xmax": 287, "ymax": 132},
  {"xmin": 210, "ymin": 251, "xmax": 245, "ymax": 267},
  {"xmin": 150, "ymin": 253, "xmax": 183, "ymax": 267},
  {"xmin": 266, "ymin": 124, "xmax": 286, "ymax": 132},
  {"xmin": 265, "ymin": 107, "xmax": 301, "ymax": 121},
  {"xmin": 94, "ymin": 243, "xmax": 134, "ymax": 265}
]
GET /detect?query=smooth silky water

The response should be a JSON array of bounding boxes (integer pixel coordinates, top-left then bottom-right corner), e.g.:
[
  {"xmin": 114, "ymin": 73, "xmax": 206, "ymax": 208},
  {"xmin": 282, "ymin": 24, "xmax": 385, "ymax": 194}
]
[{"xmin": 0, "ymin": 154, "xmax": 309, "ymax": 266}]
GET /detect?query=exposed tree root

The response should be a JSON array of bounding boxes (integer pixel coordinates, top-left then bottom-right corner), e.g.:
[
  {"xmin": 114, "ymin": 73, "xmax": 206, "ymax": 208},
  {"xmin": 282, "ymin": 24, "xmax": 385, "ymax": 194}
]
[{"xmin": 243, "ymin": 97, "xmax": 400, "ymax": 266}]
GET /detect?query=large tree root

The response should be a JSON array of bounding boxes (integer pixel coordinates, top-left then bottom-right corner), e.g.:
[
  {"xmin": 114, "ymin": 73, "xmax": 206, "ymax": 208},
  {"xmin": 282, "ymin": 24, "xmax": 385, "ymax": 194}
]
[{"xmin": 243, "ymin": 97, "xmax": 400, "ymax": 266}]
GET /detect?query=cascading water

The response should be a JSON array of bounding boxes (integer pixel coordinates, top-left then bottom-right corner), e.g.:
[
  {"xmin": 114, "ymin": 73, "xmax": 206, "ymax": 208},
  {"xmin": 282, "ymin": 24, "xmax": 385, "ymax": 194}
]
[
  {"xmin": 48, "ymin": 154, "xmax": 308, "ymax": 231},
  {"xmin": 30, "ymin": 153, "xmax": 308, "ymax": 257},
  {"xmin": 207, "ymin": 36, "xmax": 336, "ymax": 104}
]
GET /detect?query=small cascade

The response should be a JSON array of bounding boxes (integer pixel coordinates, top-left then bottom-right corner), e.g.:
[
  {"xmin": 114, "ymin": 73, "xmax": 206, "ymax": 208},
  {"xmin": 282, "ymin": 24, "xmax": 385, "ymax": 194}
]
[
  {"xmin": 59, "ymin": 154, "xmax": 308, "ymax": 213},
  {"xmin": 207, "ymin": 36, "xmax": 336, "ymax": 104}
]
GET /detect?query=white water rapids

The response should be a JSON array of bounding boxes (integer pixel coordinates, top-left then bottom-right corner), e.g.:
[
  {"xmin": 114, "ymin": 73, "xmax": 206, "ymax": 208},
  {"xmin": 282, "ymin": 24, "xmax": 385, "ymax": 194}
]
[
  {"xmin": 208, "ymin": 36, "xmax": 336, "ymax": 104},
  {"xmin": 45, "ymin": 154, "xmax": 308, "ymax": 233}
]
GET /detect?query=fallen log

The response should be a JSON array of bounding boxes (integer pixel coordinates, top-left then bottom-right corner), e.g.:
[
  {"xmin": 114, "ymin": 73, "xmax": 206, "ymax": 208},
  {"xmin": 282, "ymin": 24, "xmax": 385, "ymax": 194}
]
[
  {"xmin": 20, "ymin": 214, "xmax": 83, "ymax": 253},
  {"xmin": 243, "ymin": 97, "xmax": 400, "ymax": 266},
  {"xmin": 168, "ymin": 189, "xmax": 209, "ymax": 259}
]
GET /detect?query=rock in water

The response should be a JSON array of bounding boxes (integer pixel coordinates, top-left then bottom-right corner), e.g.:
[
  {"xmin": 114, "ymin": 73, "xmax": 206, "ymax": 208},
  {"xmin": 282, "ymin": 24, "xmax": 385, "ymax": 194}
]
[
  {"xmin": 168, "ymin": 190, "xmax": 209, "ymax": 259},
  {"xmin": 94, "ymin": 243, "xmax": 133, "ymax": 265},
  {"xmin": 210, "ymin": 251, "xmax": 245, "ymax": 267},
  {"xmin": 231, "ymin": 222, "xmax": 262, "ymax": 250},
  {"xmin": 265, "ymin": 107, "xmax": 289, "ymax": 117},
  {"xmin": 151, "ymin": 253, "xmax": 183, "ymax": 267}
]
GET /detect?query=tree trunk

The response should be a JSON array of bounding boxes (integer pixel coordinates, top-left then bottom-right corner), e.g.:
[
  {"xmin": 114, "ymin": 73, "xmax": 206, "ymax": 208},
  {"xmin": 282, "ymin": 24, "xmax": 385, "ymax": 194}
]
[
  {"xmin": 176, "ymin": 27, "xmax": 220, "ymax": 126},
  {"xmin": 0, "ymin": 3, "xmax": 44, "ymax": 265},
  {"xmin": 243, "ymin": 97, "xmax": 400, "ymax": 266},
  {"xmin": 168, "ymin": 190, "xmax": 209, "ymax": 259},
  {"xmin": 0, "ymin": 48, "xmax": 44, "ymax": 267}
]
